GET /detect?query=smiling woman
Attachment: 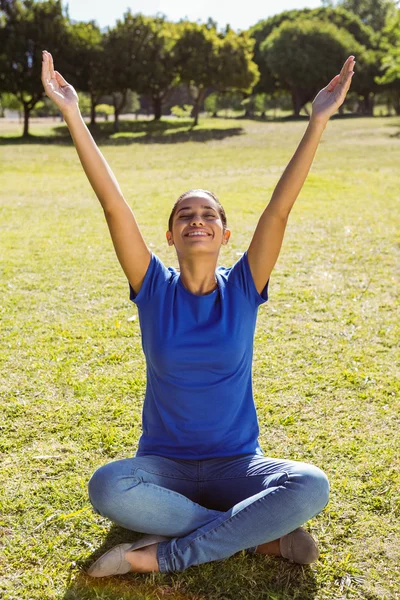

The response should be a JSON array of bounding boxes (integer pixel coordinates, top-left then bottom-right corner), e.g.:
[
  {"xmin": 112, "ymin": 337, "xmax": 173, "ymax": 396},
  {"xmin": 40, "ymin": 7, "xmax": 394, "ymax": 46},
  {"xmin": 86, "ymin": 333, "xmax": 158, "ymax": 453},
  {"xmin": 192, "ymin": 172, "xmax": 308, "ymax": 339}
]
[{"xmin": 41, "ymin": 49, "xmax": 354, "ymax": 578}]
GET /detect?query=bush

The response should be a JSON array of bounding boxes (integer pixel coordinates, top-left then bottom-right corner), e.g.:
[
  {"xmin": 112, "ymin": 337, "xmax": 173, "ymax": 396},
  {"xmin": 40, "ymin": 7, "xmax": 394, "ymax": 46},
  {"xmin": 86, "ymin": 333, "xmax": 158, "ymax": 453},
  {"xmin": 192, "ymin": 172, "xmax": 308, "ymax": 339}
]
[
  {"xmin": 96, "ymin": 104, "xmax": 114, "ymax": 121},
  {"xmin": 170, "ymin": 104, "xmax": 192, "ymax": 118},
  {"xmin": 204, "ymin": 92, "xmax": 243, "ymax": 116}
]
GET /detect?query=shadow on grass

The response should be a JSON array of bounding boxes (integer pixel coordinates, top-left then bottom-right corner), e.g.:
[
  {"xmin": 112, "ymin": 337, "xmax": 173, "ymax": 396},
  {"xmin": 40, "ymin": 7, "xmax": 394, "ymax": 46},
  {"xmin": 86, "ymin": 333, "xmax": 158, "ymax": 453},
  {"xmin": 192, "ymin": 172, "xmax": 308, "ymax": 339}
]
[
  {"xmin": 63, "ymin": 523, "xmax": 319, "ymax": 600},
  {"xmin": 0, "ymin": 119, "xmax": 244, "ymax": 146}
]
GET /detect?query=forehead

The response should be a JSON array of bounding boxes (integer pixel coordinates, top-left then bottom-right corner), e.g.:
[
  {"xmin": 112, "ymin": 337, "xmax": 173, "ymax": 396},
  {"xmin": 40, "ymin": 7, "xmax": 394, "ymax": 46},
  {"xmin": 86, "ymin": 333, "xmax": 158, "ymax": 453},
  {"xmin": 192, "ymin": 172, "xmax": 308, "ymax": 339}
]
[{"xmin": 176, "ymin": 194, "xmax": 218, "ymax": 212}]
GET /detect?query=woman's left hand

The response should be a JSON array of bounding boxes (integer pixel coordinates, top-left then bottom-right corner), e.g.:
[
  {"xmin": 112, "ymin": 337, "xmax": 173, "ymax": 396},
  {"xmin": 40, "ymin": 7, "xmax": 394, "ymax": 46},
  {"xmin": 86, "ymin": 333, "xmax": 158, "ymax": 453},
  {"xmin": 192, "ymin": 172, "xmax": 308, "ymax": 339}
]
[{"xmin": 311, "ymin": 55, "xmax": 356, "ymax": 124}]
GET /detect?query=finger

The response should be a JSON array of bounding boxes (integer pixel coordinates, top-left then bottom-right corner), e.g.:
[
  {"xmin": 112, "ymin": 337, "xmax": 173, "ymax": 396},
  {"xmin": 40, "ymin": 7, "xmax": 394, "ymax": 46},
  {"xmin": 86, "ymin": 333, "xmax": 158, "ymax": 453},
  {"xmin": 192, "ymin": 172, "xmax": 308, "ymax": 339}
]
[
  {"xmin": 41, "ymin": 51, "xmax": 51, "ymax": 87},
  {"xmin": 327, "ymin": 74, "xmax": 340, "ymax": 92},
  {"xmin": 344, "ymin": 69, "xmax": 355, "ymax": 92},
  {"xmin": 55, "ymin": 71, "xmax": 70, "ymax": 87},
  {"xmin": 49, "ymin": 52, "xmax": 56, "ymax": 79},
  {"xmin": 337, "ymin": 70, "xmax": 355, "ymax": 103},
  {"xmin": 339, "ymin": 56, "xmax": 355, "ymax": 85}
]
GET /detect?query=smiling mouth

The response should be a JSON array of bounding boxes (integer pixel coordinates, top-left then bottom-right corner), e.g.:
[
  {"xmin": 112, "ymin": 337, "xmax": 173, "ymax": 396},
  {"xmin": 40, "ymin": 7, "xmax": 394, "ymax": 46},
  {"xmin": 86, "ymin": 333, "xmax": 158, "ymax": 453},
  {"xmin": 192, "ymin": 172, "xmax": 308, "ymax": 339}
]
[{"xmin": 185, "ymin": 234, "xmax": 212, "ymax": 238}]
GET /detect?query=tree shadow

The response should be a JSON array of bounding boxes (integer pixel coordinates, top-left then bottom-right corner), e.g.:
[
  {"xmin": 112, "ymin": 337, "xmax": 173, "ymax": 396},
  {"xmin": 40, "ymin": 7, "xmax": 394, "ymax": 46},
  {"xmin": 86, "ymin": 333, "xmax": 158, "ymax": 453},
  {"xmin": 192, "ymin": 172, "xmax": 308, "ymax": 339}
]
[
  {"xmin": 222, "ymin": 112, "xmax": 367, "ymax": 123},
  {"xmin": 0, "ymin": 119, "xmax": 244, "ymax": 146},
  {"xmin": 63, "ymin": 523, "xmax": 319, "ymax": 600}
]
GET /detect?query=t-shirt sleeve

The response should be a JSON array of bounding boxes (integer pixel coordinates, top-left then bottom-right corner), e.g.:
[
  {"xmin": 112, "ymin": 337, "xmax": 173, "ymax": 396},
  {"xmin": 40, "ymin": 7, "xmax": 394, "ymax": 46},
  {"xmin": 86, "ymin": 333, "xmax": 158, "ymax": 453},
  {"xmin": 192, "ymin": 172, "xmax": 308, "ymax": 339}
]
[
  {"xmin": 225, "ymin": 250, "xmax": 269, "ymax": 307},
  {"xmin": 129, "ymin": 252, "xmax": 172, "ymax": 306}
]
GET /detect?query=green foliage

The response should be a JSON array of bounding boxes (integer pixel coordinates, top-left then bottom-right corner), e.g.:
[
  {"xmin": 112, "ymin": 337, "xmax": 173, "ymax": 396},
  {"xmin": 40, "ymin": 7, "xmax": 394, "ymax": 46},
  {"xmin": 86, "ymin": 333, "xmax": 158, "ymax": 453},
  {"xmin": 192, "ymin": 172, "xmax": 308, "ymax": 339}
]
[
  {"xmin": 77, "ymin": 91, "xmax": 91, "ymax": 116},
  {"xmin": 261, "ymin": 19, "xmax": 364, "ymax": 114},
  {"xmin": 241, "ymin": 93, "xmax": 282, "ymax": 116},
  {"xmin": 135, "ymin": 18, "xmax": 181, "ymax": 117},
  {"xmin": 170, "ymin": 104, "xmax": 192, "ymax": 118},
  {"xmin": 65, "ymin": 20, "xmax": 104, "ymax": 104},
  {"xmin": 0, "ymin": 92, "xmax": 22, "ymax": 112},
  {"xmin": 101, "ymin": 11, "xmax": 162, "ymax": 128},
  {"xmin": 31, "ymin": 96, "xmax": 60, "ymax": 116},
  {"xmin": 174, "ymin": 22, "xmax": 259, "ymax": 125},
  {"xmin": 249, "ymin": 6, "xmax": 377, "ymax": 96},
  {"xmin": 376, "ymin": 11, "xmax": 400, "ymax": 85},
  {"xmin": 204, "ymin": 91, "xmax": 243, "ymax": 115},
  {"xmin": 334, "ymin": 0, "xmax": 398, "ymax": 31},
  {"xmin": 95, "ymin": 103, "xmax": 114, "ymax": 119},
  {"xmin": 122, "ymin": 89, "xmax": 140, "ymax": 114},
  {"xmin": 0, "ymin": 0, "xmax": 70, "ymax": 134}
]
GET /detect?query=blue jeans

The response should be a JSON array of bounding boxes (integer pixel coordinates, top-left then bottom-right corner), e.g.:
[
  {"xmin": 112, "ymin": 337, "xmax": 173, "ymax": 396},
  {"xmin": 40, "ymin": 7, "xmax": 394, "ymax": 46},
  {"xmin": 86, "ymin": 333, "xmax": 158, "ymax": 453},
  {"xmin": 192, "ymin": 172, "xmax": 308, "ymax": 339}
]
[{"xmin": 88, "ymin": 453, "xmax": 329, "ymax": 573}]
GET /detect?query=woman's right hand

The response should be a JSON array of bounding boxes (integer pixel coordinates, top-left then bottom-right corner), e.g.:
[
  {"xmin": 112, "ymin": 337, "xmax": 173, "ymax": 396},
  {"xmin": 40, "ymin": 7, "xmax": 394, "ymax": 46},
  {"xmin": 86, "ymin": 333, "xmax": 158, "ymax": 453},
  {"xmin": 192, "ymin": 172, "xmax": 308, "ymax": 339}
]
[{"xmin": 41, "ymin": 50, "xmax": 79, "ymax": 116}]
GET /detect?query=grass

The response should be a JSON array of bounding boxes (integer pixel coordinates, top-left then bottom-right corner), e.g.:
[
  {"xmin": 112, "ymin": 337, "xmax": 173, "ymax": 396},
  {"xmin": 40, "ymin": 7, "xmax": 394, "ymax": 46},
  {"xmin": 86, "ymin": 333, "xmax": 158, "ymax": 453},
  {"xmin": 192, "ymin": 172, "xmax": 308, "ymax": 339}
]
[{"xmin": 0, "ymin": 115, "xmax": 399, "ymax": 600}]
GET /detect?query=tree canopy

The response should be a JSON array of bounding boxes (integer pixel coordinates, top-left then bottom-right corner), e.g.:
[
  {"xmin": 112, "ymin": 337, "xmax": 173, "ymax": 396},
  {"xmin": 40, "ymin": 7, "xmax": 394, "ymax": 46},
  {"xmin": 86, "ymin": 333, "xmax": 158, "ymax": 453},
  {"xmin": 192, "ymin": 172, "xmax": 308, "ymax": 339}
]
[
  {"xmin": 174, "ymin": 22, "xmax": 258, "ymax": 125},
  {"xmin": 0, "ymin": 0, "xmax": 69, "ymax": 135},
  {"xmin": 261, "ymin": 19, "xmax": 364, "ymax": 115},
  {"xmin": 322, "ymin": 0, "xmax": 398, "ymax": 32}
]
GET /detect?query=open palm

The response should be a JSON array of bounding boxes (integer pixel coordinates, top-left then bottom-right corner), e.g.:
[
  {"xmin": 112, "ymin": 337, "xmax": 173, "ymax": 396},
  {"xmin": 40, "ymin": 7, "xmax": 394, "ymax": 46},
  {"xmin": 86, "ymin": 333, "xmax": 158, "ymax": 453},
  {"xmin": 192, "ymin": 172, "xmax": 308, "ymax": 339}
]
[
  {"xmin": 41, "ymin": 50, "xmax": 79, "ymax": 114},
  {"xmin": 312, "ymin": 56, "xmax": 355, "ymax": 122}
]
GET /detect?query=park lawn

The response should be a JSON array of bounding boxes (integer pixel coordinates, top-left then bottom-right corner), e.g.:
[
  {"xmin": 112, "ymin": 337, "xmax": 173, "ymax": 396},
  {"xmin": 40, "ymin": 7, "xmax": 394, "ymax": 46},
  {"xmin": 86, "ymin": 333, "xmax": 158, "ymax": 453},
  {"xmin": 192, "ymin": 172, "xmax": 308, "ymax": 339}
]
[{"xmin": 0, "ymin": 115, "xmax": 399, "ymax": 600}]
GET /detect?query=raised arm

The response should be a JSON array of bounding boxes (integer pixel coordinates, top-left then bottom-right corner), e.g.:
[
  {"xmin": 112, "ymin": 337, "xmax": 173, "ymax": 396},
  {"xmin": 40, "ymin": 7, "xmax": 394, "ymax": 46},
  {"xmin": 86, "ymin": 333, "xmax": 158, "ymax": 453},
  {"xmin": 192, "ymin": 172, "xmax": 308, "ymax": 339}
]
[
  {"xmin": 247, "ymin": 55, "xmax": 356, "ymax": 295},
  {"xmin": 41, "ymin": 50, "xmax": 151, "ymax": 294}
]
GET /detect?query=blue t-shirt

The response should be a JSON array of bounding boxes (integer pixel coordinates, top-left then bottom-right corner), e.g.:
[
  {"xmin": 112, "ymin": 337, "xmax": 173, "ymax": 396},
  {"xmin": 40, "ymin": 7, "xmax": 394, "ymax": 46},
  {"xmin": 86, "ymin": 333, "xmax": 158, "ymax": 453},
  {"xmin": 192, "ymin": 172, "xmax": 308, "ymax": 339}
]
[{"xmin": 129, "ymin": 250, "xmax": 269, "ymax": 459}]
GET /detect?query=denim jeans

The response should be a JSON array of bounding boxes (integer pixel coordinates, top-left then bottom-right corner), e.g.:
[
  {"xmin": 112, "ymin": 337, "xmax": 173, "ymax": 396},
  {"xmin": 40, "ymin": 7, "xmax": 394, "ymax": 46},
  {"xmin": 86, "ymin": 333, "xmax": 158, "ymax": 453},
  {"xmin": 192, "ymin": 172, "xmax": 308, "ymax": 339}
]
[{"xmin": 88, "ymin": 453, "xmax": 329, "ymax": 573}]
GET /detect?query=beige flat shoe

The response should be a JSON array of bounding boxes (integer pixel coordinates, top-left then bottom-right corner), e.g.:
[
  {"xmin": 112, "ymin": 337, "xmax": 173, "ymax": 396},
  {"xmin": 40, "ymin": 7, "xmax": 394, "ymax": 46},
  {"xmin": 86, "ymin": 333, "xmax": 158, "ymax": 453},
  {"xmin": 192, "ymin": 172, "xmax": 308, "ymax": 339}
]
[
  {"xmin": 87, "ymin": 534, "xmax": 170, "ymax": 577},
  {"xmin": 279, "ymin": 527, "xmax": 319, "ymax": 564}
]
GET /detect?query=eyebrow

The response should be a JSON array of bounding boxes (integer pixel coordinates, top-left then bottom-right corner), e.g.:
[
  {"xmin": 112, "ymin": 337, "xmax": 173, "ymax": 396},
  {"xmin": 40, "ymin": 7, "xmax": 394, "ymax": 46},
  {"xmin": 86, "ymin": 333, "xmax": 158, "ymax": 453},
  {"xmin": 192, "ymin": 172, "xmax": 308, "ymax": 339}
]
[{"xmin": 176, "ymin": 205, "xmax": 217, "ymax": 215}]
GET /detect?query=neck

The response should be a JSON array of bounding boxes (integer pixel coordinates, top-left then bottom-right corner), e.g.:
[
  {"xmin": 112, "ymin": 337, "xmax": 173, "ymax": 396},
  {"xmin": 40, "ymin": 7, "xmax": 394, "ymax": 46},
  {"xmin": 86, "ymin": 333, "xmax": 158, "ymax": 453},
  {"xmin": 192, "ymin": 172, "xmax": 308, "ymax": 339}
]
[
  {"xmin": 179, "ymin": 273, "xmax": 218, "ymax": 296},
  {"xmin": 176, "ymin": 254, "xmax": 219, "ymax": 295}
]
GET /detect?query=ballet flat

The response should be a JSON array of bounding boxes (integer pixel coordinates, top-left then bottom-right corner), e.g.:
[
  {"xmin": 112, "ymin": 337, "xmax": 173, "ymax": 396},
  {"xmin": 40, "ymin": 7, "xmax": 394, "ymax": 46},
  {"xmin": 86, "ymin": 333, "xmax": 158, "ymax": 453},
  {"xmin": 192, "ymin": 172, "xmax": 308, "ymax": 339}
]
[
  {"xmin": 87, "ymin": 534, "xmax": 170, "ymax": 577},
  {"xmin": 279, "ymin": 527, "xmax": 319, "ymax": 564}
]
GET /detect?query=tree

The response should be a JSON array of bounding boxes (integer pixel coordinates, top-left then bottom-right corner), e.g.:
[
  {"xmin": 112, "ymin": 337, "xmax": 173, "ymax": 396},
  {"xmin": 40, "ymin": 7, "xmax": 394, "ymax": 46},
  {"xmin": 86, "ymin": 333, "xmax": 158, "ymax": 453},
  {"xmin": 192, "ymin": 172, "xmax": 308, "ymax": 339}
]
[
  {"xmin": 249, "ymin": 6, "xmax": 376, "ymax": 98},
  {"xmin": 261, "ymin": 19, "xmax": 363, "ymax": 116},
  {"xmin": 0, "ymin": 0, "xmax": 70, "ymax": 136},
  {"xmin": 136, "ymin": 18, "xmax": 180, "ymax": 120},
  {"xmin": 375, "ymin": 11, "xmax": 400, "ymax": 113},
  {"xmin": 102, "ymin": 11, "xmax": 156, "ymax": 132},
  {"xmin": 0, "ymin": 91, "xmax": 22, "ymax": 117},
  {"xmin": 322, "ymin": 0, "xmax": 398, "ymax": 31},
  {"xmin": 174, "ymin": 23, "xmax": 259, "ymax": 126},
  {"xmin": 66, "ymin": 20, "xmax": 104, "ymax": 125}
]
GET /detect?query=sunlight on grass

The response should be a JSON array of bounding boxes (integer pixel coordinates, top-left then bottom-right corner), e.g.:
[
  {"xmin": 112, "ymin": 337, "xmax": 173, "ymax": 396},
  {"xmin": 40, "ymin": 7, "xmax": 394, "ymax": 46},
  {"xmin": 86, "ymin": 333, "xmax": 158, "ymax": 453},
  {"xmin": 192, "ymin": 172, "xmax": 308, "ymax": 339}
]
[{"xmin": 1, "ymin": 115, "xmax": 399, "ymax": 600}]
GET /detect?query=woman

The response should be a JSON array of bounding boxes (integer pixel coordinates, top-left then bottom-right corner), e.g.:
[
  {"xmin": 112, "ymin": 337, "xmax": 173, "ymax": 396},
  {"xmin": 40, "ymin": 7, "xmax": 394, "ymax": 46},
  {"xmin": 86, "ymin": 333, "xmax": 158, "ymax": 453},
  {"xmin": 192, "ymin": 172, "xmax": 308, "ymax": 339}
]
[{"xmin": 41, "ymin": 51, "xmax": 355, "ymax": 576}]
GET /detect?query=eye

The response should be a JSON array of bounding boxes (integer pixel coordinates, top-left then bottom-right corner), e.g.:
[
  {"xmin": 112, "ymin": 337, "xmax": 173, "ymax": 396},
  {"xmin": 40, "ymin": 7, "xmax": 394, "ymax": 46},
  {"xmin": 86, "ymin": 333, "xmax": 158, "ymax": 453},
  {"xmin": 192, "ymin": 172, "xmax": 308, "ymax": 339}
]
[{"xmin": 178, "ymin": 213, "xmax": 216, "ymax": 218}]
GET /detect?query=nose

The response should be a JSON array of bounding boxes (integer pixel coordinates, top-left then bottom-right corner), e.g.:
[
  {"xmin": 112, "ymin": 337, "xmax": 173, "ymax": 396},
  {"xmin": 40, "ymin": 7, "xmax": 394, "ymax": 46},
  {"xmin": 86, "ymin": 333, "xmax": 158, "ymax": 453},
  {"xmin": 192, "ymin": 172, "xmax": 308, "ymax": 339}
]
[{"xmin": 190, "ymin": 215, "xmax": 205, "ymax": 226}]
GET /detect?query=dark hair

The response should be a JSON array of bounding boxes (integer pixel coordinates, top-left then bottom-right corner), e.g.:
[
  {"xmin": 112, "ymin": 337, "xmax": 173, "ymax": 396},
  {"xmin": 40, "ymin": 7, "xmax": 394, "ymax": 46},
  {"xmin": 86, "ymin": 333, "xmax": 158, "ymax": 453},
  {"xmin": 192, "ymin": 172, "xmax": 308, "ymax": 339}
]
[{"xmin": 168, "ymin": 189, "xmax": 227, "ymax": 233}]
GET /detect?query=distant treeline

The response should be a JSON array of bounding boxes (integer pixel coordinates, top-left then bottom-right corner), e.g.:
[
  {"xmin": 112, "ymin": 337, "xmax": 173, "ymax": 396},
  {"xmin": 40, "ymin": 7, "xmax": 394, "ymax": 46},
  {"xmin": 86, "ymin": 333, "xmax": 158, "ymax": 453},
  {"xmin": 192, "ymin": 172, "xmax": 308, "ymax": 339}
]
[{"xmin": 1, "ymin": 0, "xmax": 400, "ymax": 136}]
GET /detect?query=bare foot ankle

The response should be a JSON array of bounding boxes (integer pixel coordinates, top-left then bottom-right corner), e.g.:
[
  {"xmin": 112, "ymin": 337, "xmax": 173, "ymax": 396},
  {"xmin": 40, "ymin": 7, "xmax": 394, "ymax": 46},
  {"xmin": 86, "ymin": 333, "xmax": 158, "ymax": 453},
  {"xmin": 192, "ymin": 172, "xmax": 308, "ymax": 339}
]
[
  {"xmin": 255, "ymin": 538, "xmax": 281, "ymax": 556},
  {"xmin": 125, "ymin": 543, "xmax": 160, "ymax": 573}
]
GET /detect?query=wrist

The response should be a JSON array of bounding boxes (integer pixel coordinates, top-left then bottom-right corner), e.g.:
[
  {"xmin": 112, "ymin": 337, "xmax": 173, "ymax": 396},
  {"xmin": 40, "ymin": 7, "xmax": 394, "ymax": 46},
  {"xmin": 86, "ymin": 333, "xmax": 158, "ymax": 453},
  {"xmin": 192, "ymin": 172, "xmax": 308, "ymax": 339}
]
[
  {"xmin": 63, "ymin": 105, "xmax": 82, "ymax": 123},
  {"xmin": 309, "ymin": 115, "xmax": 328, "ymax": 131}
]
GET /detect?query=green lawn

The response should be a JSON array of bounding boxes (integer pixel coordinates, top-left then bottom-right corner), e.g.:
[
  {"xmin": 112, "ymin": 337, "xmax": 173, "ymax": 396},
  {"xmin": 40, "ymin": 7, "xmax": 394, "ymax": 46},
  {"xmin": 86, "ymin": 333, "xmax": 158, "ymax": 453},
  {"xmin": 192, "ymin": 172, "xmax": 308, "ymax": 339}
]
[{"xmin": 0, "ymin": 115, "xmax": 399, "ymax": 600}]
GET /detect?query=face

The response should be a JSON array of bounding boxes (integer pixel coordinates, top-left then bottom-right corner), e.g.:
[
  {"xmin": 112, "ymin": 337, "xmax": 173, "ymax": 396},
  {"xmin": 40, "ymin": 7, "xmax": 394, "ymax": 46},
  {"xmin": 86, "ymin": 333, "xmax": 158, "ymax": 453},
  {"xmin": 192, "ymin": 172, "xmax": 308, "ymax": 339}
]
[{"xmin": 167, "ymin": 194, "xmax": 230, "ymax": 251}]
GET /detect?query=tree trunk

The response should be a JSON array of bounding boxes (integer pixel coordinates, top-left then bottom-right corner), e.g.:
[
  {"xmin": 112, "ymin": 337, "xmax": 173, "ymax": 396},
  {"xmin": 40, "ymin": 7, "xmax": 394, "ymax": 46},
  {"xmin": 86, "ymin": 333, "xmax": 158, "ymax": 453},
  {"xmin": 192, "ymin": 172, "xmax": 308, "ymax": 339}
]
[
  {"xmin": 22, "ymin": 102, "xmax": 30, "ymax": 137},
  {"xmin": 90, "ymin": 93, "xmax": 97, "ymax": 125},
  {"xmin": 153, "ymin": 96, "xmax": 162, "ymax": 120},
  {"xmin": 113, "ymin": 107, "xmax": 120, "ymax": 132},
  {"xmin": 192, "ymin": 87, "xmax": 205, "ymax": 127},
  {"xmin": 113, "ymin": 90, "xmax": 128, "ymax": 132},
  {"xmin": 291, "ymin": 89, "xmax": 303, "ymax": 117},
  {"xmin": 360, "ymin": 93, "xmax": 374, "ymax": 116},
  {"xmin": 393, "ymin": 93, "xmax": 400, "ymax": 115},
  {"xmin": 192, "ymin": 102, "xmax": 199, "ymax": 126}
]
